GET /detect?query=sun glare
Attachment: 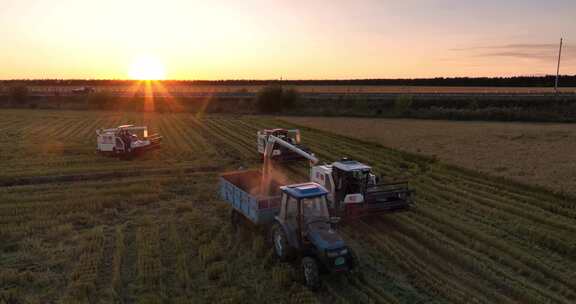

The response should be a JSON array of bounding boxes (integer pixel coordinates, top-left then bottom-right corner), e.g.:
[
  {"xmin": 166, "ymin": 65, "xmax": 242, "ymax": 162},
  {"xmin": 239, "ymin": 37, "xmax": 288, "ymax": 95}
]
[{"xmin": 128, "ymin": 55, "xmax": 166, "ymax": 80}]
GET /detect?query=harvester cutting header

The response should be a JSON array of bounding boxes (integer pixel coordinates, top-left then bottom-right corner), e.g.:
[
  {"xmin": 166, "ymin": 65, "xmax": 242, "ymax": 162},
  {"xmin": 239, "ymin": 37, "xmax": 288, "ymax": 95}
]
[{"xmin": 96, "ymin": 125, "xmax": 162, "ymax": 158}]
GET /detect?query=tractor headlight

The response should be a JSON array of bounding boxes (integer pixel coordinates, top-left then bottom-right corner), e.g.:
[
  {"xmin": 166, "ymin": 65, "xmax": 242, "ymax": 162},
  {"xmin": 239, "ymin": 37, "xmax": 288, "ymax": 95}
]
[{"xmin": 326, "ymin": 250, "xmax": 339, "ymax": 258}]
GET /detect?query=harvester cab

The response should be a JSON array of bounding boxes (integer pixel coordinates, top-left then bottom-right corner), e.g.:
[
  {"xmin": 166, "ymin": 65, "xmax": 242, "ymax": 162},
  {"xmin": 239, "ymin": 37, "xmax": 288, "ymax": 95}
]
[
  {"xmin": 96, "ymin": 125, "xmax": 162, "ymax": 158},
  {"xmin": 311, "ymin": 159, "xmax": 413, "ymax": 219},
  {"xmin": 257, "ymin": 128, "xmax": 313, "ymax": 162},
  {"xmin": 272, "ymin": 182, "xmax": 356, "ymax": 289}
]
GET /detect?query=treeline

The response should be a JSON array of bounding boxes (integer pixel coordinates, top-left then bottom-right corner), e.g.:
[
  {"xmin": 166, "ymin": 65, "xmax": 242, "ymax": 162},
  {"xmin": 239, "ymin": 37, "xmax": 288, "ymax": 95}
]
[
  {"xmin": 2, "ymin": 83, "xmax": 576, "ymax": 123},
  {"xmin": 0, "ymin": 84, "xmax": 299, "ymax": 114},
  {"xmin": 288, "ymin": 94, "xmax": 576, "ymax": 122},
  {"xmin": 2, "ymin": 75, "xmax": 576, "ymax": 87}
]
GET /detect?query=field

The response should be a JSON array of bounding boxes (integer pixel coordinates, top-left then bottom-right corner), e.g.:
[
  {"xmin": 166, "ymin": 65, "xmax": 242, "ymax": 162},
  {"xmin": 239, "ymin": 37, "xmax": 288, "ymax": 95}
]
[
  {"xmin": 1, "ymin": 109, "xmax": 576, "ymax": 303},
  {"xmin": 282, "ymin": 117, "xmax": 576, "ymax": 195}
]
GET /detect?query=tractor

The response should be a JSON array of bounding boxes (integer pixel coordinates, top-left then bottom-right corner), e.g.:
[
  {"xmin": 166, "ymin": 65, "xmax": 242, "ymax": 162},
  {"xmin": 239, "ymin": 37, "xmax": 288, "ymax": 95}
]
[
  {"xmin": 221, "ymin": 171, "xmax": 356, "ymax": 289},
  {"xmin": 270, "ymin": 183, "xmax": 357, "ymax": 289}
]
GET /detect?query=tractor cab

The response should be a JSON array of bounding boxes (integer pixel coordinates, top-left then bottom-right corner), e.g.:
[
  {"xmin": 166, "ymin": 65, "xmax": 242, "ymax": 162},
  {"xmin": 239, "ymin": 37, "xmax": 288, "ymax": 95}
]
[
  {"xmin": 277, "ymin": 183, "xmax": 333, "ymax": 243},
  {"xmin": 272, "ymin": 183, "xmax": 356, "ymax": 288}
]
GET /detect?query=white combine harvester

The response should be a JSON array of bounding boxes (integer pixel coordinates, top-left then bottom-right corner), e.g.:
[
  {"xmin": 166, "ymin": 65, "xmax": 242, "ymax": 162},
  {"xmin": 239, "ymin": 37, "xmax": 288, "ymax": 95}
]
[
  {"xmin": 261, "ymin": 131, "xmax": 413, "ymax": 219},
  {"xmin": 257, "ymin": 128, "xmax": 313, "ymax": 162},
  {"xmin": 96, "ymin": 125, "xmax": 161, "ymax": 158}
]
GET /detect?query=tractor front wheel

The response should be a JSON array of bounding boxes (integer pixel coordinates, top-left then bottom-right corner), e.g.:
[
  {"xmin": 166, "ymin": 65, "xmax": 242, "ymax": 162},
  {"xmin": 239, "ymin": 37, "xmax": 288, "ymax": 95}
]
[
  {"xmin": 301, "ymin": 257, "xmax": 320, "ymax": 291},
  {"xmin": 272, "ymin": 224, "xmax": 293, "ymax": 262}
]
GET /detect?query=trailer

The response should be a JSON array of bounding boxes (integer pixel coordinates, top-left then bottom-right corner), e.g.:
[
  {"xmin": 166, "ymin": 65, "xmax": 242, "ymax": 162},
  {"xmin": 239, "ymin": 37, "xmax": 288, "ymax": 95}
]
[
  {"xmin": 219, "ymin": 170, "xmax": 357, "ymax": 289},
  {"xmin": 220, "ymin": 170, "xmax": 283, "ymax": 226}
]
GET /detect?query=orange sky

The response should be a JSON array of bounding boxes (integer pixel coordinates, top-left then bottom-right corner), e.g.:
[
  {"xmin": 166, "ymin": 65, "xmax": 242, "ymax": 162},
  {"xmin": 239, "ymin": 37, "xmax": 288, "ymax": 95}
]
[{"xmin": 1, "ymin": 0, "xmax": 574, "ymax": 79}]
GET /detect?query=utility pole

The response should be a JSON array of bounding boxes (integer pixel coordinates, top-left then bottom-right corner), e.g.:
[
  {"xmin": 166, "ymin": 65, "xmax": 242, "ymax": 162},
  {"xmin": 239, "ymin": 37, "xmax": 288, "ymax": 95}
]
[{"xmin": 555, "ymin": 38, "xmax": 563, "ymax": 93}]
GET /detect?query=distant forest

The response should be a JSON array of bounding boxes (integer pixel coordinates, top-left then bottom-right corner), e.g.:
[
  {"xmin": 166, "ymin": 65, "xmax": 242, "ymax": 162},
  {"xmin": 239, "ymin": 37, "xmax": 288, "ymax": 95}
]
[{"xmin": 1, "ymin": 75, "xmax": 576, "ymax": 87}]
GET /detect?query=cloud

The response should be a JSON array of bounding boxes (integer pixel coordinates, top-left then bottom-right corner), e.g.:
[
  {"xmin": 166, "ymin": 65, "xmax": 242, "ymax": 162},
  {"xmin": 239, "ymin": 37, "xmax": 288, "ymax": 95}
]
[
  {"xmin": 477, "ymin": 51, "xmax": 555, "ymax": 60},
  {"xmin": 451, "ymin": 43, "xmax": 559, "ymax": 51},
  {"xmin": 452, "ymin": 42, "xmax": 574, "ymax": 62}
]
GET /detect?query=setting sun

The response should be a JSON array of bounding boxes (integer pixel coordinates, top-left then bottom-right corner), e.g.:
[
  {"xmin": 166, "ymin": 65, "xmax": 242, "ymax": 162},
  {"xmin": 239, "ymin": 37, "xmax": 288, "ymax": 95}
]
[{"xmin": 128, "ymin": 55, "xmax": 166, "ymax": 80}]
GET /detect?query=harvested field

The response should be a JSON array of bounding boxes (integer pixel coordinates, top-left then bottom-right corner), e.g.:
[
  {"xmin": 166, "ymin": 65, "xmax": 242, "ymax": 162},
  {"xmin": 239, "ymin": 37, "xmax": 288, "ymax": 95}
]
[
  {"xmin": 1, "ymin": 109, "xmax": 575, "ymax": 303},
  {"xmin": 282, "ymin": 116, "xmax": 576, "ymax": 195}
]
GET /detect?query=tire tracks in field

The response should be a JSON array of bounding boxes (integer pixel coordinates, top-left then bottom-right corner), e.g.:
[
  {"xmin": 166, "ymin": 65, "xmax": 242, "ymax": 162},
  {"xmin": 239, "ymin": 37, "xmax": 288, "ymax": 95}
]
[
  {"xmin": 0, "ymin": 165, "xmax": 221, "ymax": 187},
  {"xmin": 353, "ymin": 219, "xmax": 489, "ymax": 303},
  {"xmin": 405, "ymin": 189, "xmax": 576, "ymax": 302},
  {"xmin": 420, "ymin": 174, "xmax": 576, "ymax": 248}
]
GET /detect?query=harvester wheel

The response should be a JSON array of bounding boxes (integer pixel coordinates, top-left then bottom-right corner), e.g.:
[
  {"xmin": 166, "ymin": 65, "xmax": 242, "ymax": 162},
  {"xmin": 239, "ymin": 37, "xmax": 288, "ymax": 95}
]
[
  {"xmin": 301, "ymin": 257, "xmax": 320, "ymax": 291},
  {"xmin": 272, "ymin": 224, "xmax": 293, "ymax": 262}
]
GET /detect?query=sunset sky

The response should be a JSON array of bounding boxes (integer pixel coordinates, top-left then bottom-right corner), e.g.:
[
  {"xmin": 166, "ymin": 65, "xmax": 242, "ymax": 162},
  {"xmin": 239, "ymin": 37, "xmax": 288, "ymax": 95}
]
[{"xmin": 1, "ymin": 0, "xmax": 574, "ymax": 80}]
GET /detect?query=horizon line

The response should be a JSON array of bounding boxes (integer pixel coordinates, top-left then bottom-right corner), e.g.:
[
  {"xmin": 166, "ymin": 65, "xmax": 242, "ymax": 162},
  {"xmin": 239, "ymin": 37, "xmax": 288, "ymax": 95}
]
[{"xmin": 1, "ymin": 74, "xmax": 575, "ymax": 82}]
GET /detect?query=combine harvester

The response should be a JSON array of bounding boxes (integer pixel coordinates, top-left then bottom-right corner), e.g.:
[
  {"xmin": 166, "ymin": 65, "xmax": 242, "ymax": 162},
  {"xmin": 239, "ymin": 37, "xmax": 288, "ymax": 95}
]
[
  {"xmin": 96, "ymin": 125, "xmax": 162, "ymax": 158},
  {"xmin": 257, "ymin": 128, "xmax": 314, "ymax": 162},
  {"xmin": 310, "ymin": 159, "xmax": 413, "ymax": 219},
  {"xmin": 259, "ymin": 130, "xmax": 413, "ymax": 219}
]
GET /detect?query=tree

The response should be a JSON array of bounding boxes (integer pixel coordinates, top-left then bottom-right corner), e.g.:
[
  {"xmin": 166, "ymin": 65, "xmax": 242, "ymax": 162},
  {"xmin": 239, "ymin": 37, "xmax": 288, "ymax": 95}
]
[
  {"xmin": 394, "ymin": 94, "xmax": 413, "ymax": 116},
  {"xmin": 255, "ymin": 85, "xmax": 299, "ymax": 113},
  {"xmin": 281, "ymin": 88, "xmax": 299, "ymax": 109},
  {"xmin": 8, "ymin": 84, "xmax": 29, "ymax": 105}
]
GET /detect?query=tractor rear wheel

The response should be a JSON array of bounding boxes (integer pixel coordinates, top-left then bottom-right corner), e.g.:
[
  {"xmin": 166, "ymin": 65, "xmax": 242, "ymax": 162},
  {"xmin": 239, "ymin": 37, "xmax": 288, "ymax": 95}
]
[
  {"xmin": 272, "ymin": 224, "xmax": 293, "ymax": 262},
  {"xmin": 301, "ymin": 257, "xmax": 320, "ymax": 290}
]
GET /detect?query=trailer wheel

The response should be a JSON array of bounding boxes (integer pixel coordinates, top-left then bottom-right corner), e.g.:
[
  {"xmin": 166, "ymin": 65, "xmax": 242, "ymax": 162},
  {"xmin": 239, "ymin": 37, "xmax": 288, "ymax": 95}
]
[
  {"xmin": 272, "ymin": 224, "xmax": 293, "ymax": 261},
  {"xmin": 301, "ymin": 257, "xmax": 320, "ymax": 291}
]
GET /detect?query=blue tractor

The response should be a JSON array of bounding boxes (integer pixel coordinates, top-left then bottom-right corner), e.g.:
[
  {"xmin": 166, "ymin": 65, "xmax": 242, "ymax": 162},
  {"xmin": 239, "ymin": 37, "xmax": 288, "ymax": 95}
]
[
  {"xmin": 220, "ymin": 171, "xmax": 357, "ymax": 289},
  {"xmin": 271, "ymin": 183, "xmax": 357, "ymax": 289}
]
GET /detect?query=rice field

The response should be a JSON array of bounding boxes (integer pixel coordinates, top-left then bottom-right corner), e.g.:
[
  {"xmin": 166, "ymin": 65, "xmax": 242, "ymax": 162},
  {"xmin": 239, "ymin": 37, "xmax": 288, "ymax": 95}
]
[
  {"xmin": 281, "ymin": 116, "xmax": 576, "ymax": 195},
  {"xmin": 1, "ymin": 109, "xmax": 575, "ymax": 303}
]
